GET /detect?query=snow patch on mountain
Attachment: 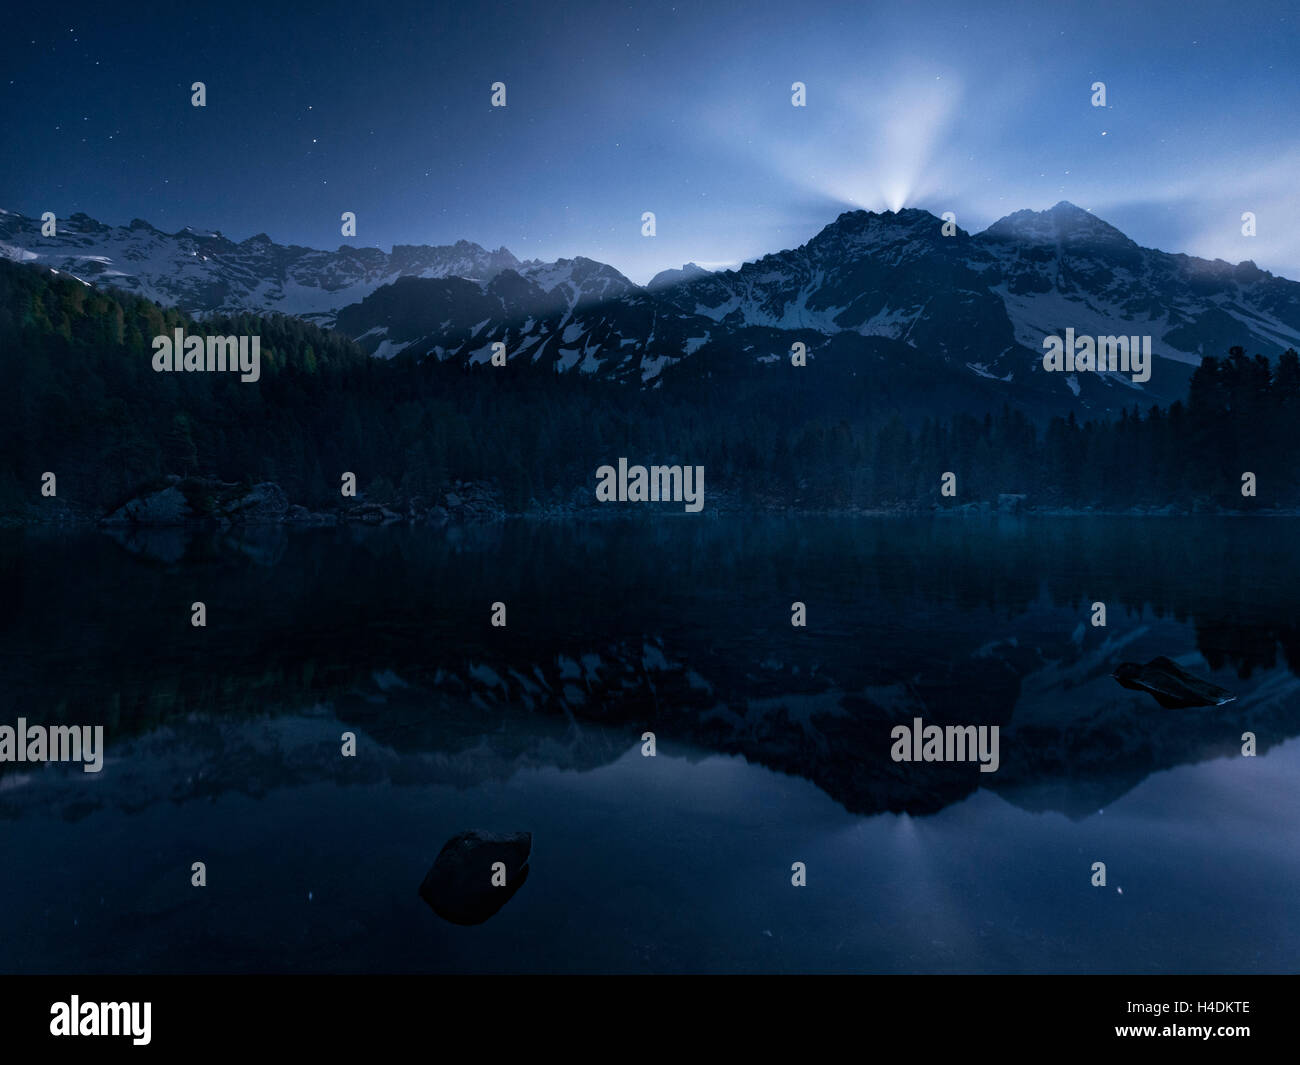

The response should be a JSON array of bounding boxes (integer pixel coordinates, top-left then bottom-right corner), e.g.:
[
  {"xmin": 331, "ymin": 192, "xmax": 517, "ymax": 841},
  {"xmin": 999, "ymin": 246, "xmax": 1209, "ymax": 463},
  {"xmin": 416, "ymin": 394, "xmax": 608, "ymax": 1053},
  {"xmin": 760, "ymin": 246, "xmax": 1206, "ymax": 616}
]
[{"xmin": 989, "ymin": 284, "xmax": 1185, "ymax": 364}]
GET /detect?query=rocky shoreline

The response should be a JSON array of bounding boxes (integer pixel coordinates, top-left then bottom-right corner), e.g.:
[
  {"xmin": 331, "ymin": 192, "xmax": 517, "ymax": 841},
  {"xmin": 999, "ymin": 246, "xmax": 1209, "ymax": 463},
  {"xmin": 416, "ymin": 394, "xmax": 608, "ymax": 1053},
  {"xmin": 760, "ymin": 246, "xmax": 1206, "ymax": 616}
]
[
  {"xmin": 13, "ymin": 475, "xmax": 517, "ymax": 528},
  {"xmin": 2, "ymin": 475, "xmax": 1298, "ymax": 527}
]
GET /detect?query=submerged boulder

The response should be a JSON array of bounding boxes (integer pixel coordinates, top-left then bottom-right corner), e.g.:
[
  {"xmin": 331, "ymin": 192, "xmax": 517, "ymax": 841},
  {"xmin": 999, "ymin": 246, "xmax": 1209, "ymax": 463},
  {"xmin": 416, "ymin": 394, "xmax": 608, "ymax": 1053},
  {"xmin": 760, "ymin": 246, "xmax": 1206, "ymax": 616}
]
[
  {"xmin": 418, "ymin": 830, "xmax": 532, "ymax": 926},
  {"xmin": 1112, "ymin": 656, "xmax": 1236, "ymax": 709}
]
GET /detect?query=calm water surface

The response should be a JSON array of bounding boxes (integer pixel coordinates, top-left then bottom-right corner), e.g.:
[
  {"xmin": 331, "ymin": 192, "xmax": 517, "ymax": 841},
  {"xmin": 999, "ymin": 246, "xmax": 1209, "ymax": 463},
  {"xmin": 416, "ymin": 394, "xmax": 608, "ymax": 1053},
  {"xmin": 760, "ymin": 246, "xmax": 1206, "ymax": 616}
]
[{"xmin": 1, "ymin": 516, "xmax": 1297, "ymax": 972}]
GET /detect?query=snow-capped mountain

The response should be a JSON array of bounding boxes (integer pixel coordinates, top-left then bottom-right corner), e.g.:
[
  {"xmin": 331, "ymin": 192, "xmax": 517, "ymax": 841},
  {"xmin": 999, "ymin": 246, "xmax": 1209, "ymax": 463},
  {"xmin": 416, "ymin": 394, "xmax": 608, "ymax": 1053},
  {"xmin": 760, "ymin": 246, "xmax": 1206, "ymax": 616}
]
[
  {"xmin": 647, "ymin": 262, "xmax": 712, "ymax": 289},
  {"xmin": 0, "ymin": 208, "xmax": 630, "ymax": 327},
  {"xmin": 334, "ymin": 202, "xmax": 1300, "ymax": 410},
  {"xmin": 641, "ymin": 202, "xmax": 1300, "ymax": 395},
  {"xmin": 975, "ymin": 202, "xmax": 1300, "ymax": 367},
  {"xmin": 6, "ymin": 202, "xmax": 1299, "ymax": 413}
]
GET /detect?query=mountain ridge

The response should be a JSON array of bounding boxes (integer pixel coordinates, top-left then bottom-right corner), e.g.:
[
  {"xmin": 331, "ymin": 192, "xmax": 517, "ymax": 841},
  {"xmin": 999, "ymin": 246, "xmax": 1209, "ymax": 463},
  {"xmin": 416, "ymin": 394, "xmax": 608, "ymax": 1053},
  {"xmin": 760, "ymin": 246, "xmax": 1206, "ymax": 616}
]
[{"xmin": 5, "ymin": 202, "xmax": 1300, "ymax": 416}]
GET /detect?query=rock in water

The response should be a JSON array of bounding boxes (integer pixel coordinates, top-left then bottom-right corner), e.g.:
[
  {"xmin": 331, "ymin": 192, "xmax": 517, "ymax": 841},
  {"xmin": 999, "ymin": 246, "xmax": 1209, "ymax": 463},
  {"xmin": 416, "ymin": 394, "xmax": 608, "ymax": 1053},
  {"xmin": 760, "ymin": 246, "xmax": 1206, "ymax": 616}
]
[
  {"xmin": 1111, "ymin": 657, "xmax": 1236, "ymax": 709},
  {"xmin": 418, "ymin": 831, "xmax": 532, "ymax": 926}
]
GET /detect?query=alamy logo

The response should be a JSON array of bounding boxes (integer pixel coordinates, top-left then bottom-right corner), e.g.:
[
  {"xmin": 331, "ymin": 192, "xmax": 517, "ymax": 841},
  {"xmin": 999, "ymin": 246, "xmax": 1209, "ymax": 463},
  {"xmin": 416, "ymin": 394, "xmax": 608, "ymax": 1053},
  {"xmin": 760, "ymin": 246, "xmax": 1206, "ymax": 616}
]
[
  {"xmin": 1042, "ymin": 329, "xmax": 1151, "ymax": 383},
  {"xmin": 50, "ymin": 996, "xmax": 151, "ymax": 1045},
  {"xmin": 890, "ymin": 717, "xmax": 1000, "ymax": 773},
  {"xmin": 595, "ymin": 458, "xmax": 705, "ymax": 512},
  {"xmin": 152, "ymin": 329, "xmax": 261, "ymax": 382},
  {"xmin": 0, "ymin": 719, "xmax": 104, "ymax": 773}
]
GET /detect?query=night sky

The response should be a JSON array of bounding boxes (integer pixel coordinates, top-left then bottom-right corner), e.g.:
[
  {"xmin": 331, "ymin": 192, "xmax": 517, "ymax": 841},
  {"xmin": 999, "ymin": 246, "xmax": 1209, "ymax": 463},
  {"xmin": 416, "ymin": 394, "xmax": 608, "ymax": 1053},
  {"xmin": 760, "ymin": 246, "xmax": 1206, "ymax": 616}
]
[{"xmin": 3, "ymin": 0, "xmax": 1296, "ymax": 283}]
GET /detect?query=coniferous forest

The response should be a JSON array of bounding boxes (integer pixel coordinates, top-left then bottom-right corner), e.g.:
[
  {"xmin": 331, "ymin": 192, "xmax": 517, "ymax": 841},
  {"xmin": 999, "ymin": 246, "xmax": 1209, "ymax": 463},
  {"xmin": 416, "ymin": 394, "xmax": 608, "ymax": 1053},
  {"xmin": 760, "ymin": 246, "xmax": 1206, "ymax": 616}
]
[{"xmin": 2, "ymin": 257, "xmax": 1296, "ymax": 517}]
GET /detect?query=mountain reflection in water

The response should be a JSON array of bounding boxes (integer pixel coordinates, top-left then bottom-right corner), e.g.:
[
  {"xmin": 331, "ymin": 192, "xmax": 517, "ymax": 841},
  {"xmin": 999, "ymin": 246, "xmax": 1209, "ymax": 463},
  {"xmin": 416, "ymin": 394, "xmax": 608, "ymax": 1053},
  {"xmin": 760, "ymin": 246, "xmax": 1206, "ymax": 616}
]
[{"xmin": 2, "ymin": 516, "xmax": 1297, "ymax": 973}]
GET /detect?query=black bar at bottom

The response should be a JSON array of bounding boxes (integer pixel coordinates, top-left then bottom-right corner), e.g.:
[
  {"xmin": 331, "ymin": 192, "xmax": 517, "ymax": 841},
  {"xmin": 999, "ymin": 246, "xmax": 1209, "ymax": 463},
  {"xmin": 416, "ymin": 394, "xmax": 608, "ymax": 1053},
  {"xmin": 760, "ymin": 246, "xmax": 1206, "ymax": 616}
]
[{"xmin": 0, "ymin": 974, "xmax": 1287, "ymax": 1052}]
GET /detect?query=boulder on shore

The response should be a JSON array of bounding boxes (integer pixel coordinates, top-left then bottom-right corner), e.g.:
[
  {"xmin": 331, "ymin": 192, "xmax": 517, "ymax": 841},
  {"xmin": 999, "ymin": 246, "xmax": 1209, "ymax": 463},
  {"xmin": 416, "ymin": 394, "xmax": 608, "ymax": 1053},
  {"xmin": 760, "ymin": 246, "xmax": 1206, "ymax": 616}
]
[
  {"xmin": 101, "ymin": 477, "xmax": 288, "ymax": 526},
  {"xmin": 100, "ymin": 484, "xmax": 194, "ymax": 525}
]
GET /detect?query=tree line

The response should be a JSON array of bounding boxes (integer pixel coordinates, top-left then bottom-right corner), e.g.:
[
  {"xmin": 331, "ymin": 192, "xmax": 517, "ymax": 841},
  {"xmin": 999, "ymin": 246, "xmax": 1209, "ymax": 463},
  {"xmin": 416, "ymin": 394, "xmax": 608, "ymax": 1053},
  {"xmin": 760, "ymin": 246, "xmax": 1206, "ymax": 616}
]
[{"xmin": 2, "ymin": 258, "xmax": 1296, "ymax": 514}]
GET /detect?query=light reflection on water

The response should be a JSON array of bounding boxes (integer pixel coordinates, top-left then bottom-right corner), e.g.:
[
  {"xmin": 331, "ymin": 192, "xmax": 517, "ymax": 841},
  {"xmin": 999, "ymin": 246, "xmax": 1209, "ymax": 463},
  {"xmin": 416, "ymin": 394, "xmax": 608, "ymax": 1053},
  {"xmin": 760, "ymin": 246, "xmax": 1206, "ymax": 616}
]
[{"xmin": 2, "ymin": 517, "xmax": 1298, "ymax": 972}]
